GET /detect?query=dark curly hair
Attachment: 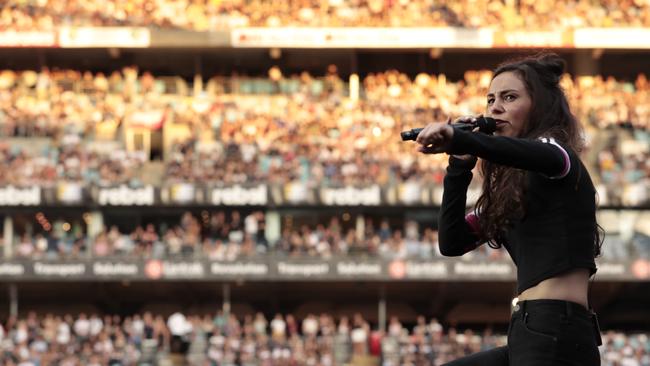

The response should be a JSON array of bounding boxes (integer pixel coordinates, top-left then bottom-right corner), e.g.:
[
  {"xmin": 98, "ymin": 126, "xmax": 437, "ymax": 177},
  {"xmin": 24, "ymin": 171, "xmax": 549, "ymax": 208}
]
[{"xmin": 475, "ymin": 52, "xmax": 603, "ymax": 258}]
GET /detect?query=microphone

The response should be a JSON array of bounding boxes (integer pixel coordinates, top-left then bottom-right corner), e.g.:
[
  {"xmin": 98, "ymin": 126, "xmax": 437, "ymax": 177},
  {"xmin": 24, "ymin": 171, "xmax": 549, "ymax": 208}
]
[{"xmin": 400, "ymin": 116, "xmax": 497, "ymax": 141}]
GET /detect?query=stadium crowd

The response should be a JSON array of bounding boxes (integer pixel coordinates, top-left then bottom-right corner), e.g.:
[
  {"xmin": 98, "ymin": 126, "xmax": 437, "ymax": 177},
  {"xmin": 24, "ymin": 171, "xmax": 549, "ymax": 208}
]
[
  {"xmin": 3, "ymin": 0, "xmax": 650, "ymax": 31},
  {"xmin": 0, "ymin": 310, "xmax": 647, "ymax": 365},
  {"xmin": 12, "ymin": 210, "xmax": 501, "ymax": 261},
  {"xmin": 10, "ymin": 209, "xmax": 650, "ymax": 261},
  {"xmin": 0, "ymin": 67, "xmax": 648, "ymax": 206},
  {"xmin": 3, "ymin": 3, "xmax": 650, "ymax": 366}
]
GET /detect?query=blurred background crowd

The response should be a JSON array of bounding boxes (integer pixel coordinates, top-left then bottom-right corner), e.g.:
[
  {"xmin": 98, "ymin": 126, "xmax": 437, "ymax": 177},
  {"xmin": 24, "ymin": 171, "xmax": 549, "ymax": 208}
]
[
  {"xmin": 3, "ymin": 0, "xmax": 650, "ymax": 30},
  {"xmin": 1, "ymin": 311, "xmax": 648, "ymax": 365},
  {"xmin": 1, "ymin": 68, "xmax": 648, "ymax": 206},
  {"xmin": 8, "ymin": 209, "xmax": 650, "ymax": 262},
  {"xmin": 2, "ymin": 66, "xmax": 649, "ymax": 263}
]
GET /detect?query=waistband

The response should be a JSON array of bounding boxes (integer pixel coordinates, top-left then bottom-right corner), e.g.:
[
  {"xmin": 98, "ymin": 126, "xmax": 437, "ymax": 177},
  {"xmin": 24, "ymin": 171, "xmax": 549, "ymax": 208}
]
[{"xmin": 512, "ymin": 299, "xmax": 592, "ymax": 317}]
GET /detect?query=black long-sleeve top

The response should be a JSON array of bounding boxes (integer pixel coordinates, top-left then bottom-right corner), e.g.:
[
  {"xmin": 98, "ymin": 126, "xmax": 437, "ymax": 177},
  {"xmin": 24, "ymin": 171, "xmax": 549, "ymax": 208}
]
[{"xmin": 439, "ymin": 128, "xmax": 598, "ymax": 294}]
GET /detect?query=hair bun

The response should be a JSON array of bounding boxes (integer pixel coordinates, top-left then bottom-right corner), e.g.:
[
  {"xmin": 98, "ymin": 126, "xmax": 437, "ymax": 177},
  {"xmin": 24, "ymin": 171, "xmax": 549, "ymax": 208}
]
[{"xmin": 537, "ymin": 53, "xmax": 566, "ymax": 80}]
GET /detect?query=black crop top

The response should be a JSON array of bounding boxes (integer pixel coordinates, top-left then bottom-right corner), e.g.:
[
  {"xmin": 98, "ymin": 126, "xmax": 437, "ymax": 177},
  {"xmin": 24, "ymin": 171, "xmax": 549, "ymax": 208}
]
[{"xmin": 438, "ymin": 128, "xmax": 598, "ymax": 294}]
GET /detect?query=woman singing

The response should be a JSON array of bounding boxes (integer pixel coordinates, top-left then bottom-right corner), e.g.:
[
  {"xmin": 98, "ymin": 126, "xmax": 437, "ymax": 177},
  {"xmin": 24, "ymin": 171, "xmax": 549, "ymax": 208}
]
[{"xmin": 414, "ymin": 53, "xmax": 603, "ymax": 365}]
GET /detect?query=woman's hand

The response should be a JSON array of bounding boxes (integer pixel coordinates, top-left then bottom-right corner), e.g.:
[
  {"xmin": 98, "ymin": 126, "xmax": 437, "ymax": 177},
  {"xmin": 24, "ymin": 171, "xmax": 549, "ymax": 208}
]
[
  {"xmin": 415, "ymin": 118, "xmax": 454, "ymax": 154},
  {"xmin": 450, "ymin": 115, "xmax": 482, "ymax": 160}
]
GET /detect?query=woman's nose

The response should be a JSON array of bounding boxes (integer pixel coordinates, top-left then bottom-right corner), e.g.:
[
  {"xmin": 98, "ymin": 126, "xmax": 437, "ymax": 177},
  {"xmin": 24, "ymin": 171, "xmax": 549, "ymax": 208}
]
[{"xmin": 489, "ymin": 101, "xmax": 505, "ymax": 115}]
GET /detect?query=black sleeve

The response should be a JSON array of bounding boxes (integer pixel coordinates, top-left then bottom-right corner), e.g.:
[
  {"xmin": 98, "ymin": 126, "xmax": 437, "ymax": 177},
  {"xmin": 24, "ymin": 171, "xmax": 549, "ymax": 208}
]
[
  {"xmin": 447, "ymin": 128, "xmax": 570, "ymax": 178},
  {"xmin": 438, "ymin": 155, "xmax": 482, "ymax": 257}
]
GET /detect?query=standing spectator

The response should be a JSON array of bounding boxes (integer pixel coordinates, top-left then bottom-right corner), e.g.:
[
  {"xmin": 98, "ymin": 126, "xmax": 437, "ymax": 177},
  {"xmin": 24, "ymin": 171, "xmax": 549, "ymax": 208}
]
[
  {"xmin": 350, "ymin": 313, "xmax": 369, "ymax": 356},
  {"xmin": 167, "ymin": 312, "xmax": 192, "ymax": 354},
  {"xmin": 301, "ymin": 314, "xmax": 319, "ymax": 338}
]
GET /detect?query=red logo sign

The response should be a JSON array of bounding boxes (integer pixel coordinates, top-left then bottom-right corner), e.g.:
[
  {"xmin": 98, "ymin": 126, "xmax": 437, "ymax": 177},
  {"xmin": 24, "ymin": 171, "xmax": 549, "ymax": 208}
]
[
  {"xmin": 388, "ymin": 260, "xmax": 406, "ymax": 279},
  {"xmin": 145, "ymin": 260, "xmax": 163, "ymax": 279},
  {"xmin": 632, "ymin": 259, "xmax": 650, "ymax": 279}
]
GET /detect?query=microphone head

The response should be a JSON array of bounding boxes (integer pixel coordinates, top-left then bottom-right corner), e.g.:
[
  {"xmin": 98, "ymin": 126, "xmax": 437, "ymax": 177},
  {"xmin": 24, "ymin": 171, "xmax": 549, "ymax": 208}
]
[
  {"xmin": 400, "ymin": 128, "xmax": 422, "ymax": 141},
  {"xmin": 476, "ymin": 116, "xmax": 497, "ymax": 134},
  {"xmin": 400, "ymin": 118, "xmax": 495, "ymax": 142}
]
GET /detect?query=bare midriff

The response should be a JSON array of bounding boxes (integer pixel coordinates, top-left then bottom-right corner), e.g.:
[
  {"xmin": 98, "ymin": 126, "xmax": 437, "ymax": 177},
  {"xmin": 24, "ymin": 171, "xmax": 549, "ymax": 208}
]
[{"xmin": 517, "ymin": 268, "xmax": 591, "ymax": 308}]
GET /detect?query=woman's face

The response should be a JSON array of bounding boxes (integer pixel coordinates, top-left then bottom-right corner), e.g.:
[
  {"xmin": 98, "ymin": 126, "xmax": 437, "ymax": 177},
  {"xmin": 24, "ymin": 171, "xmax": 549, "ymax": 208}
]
[{"xmin": 486, "ymin": 71, "xmax": 533, "ymax": 137}]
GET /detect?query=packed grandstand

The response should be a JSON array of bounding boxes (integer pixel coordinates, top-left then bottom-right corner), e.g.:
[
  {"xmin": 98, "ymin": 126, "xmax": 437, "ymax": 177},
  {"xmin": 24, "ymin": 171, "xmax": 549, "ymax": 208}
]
[{"xmin": 1, "ymin": 1, "xmax": 650, "ymax": 365}]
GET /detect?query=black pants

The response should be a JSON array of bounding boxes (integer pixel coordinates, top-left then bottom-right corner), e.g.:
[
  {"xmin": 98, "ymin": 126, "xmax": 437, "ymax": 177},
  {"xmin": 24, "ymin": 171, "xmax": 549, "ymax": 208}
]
[{"xmin": 444, "ymin": 299, "xmax": 601, "ymax": 366}]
